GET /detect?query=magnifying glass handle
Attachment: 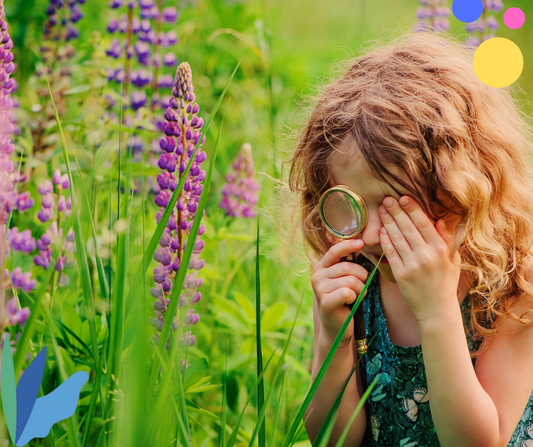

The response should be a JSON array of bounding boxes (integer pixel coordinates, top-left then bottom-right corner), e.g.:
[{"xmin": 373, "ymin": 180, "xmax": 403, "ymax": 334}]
[{"xmin": 343, "ymin": 252, "xmax": 367, "ymax": 355}]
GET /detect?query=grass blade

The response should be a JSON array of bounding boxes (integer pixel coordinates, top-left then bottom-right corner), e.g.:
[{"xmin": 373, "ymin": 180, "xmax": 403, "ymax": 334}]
[
  {"xmin": 229, "ymin": 289, "xmax": 306, "ymax": 447},
  {"xmin": 40, "ymin": 300, "xmax": 82, "ymax": 447},
  {"xmin": 312, "ymin": 330, "xmax": 380, "ymax": 447},
  {"xmin": 269, "ymin": 367, "xmax": 285, "ymax": 447},
  {"xmin": 145, "ymin": 331, "xmax": 192, "ymax": 447},
  {"xmin": 221, "ymin": 341, "xmax": 229, "ymax": 447},
  {"xmin": 226, "ymin": 351, "xmax": 276, "ymax": 447},
  {"xmin": 48, "ymin": 82, "xmax": 106, "ymax": 442},
  {"xmin": 105, "ymin": 122, "xmax": 133, "ymax": 445},
  {"xmin": 280, "ymin": 256, "xmax": 384, "ymax": 447},
  {"xmin": 333, "ymin": 376, "xmax": 379, "ymax": 447},
  {"xmin": 255, "ymin": 217, "xmax": 265, "ymax": 447}
]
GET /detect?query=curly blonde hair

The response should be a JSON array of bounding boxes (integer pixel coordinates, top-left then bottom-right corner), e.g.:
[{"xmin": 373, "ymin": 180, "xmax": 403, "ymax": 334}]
[{"xmin": 286, "ymin": 31, "xmax": 533, "ymax": 355}]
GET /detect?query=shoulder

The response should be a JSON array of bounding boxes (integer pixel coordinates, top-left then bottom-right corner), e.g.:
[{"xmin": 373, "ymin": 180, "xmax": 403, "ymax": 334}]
[{"xmin": 474, "ymin": 257, "xmax": 533, "ymax": 443}]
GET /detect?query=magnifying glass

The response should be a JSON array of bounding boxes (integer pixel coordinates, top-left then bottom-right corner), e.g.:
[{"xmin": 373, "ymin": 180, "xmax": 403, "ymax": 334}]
[{"xmin": 319, "ymin": 185, "xmax": 369, "ymax": 355}]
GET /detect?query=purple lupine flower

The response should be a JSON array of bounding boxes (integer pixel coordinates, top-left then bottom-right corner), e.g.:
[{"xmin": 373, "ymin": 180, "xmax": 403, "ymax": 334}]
[
  {"xmin": 43, "ymin": 0, "xmax": 86, "ymax": 43},
  {"xmin": 6, "ymin": 228, "xmax": 36, "ymax": 254},
  {"xmin": 151, "ymin": 62, "xmax": 206, "ymax": 351},
  {"xmin": 33, "ymin": 172, "xmax": 75, "ymax": 286},
  {"xmin": 220, "ymin": 143, "xmax": 260, "ymax": 218},
  {"xmin": 162, "ymin": 7, "xmax": 178, "ymax": 23},
  {"xmin": 34, "ymin": 222, "xmax": 76, "ymax": 284},
  {"xmin": 413, "ymin": 0, "xmax": 450, "ymax": 33},
  {"xmin": 32, "ymin": 0, "xmax": 86, "ymax": 157},
  {"xmin": 6, "ymin": 297, "xmax": 30, "ymax": 326},
  {"xmin": 131, "ymin": 90, "xmax": 147, "ymax": 110},
  {"xmin": 36, "ymin": 169, "xmax": 72, "ymax": 223},
  {"xmin": 10, "ymin": 267, "xmax": 36, "ymax": 293},
  {"xmin": 106, "ymin": 38, "xmax": 123, "ymax": 58},
  {"xmin": 106, "ymin": 0, "xmax": 181, "ymax": 115},
  {"xmin": 463, "ymin": 0, "xmax": 503, "ymax": 50}
]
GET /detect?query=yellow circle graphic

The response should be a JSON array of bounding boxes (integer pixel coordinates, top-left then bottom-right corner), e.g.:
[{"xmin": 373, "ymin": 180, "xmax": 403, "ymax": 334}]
[{"xmin": 473, "ymin": 37, "xmax": 524, "ymax": 88}]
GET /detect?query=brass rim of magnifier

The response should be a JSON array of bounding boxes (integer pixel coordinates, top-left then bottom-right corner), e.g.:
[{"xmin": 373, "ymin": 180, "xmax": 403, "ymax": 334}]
[{"xmin": 318, "ymin": 185, "xmax": 368, "ymax": 239}]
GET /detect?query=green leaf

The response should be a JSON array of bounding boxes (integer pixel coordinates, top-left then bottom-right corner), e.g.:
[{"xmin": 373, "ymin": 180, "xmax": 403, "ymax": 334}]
[
  {"xmin": 185, "ymin": 399, "xmax": 221, "ymax": 421},
  {"xmin": 64, "ymin": 84, "xmax": 91, "ymax": 95},
  {"xmin": 61, "ymin": 301, "xmax": 82, "ymax": 335},
  {"xmin": 182, "ymin": 358, "xmax": 208, "ymax": 390},
  {"xmin": 216, "ymin": 310, "xmax": 249, "ymax": 334},
  {"xmin": 185, "ymin": 384, "xmax": 220, "ymax": 394},
  {"xmin": 232, "ymin": 291, "xmax": 255, "ymax": 321},
  {"xmin": 261, "ymin": 303, "xmax": 287, "ymax": 332},
  {"xmin": 80, "ymin": 320, "xmax": 91, "ymax": 348}
]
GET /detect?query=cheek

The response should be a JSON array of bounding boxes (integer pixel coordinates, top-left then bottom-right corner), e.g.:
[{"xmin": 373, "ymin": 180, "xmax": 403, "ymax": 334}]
[
  {"xmin": 368, "ymin": 207, "xmax": 387, "ymax": 229},
  {"xmin": 324, "ymin": 230, "xmax": 340, "ymax": 245}
]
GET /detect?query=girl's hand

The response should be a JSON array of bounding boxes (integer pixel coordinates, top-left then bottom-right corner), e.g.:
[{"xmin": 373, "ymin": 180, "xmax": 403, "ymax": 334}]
[
  {"xmin": 378, "ymin": 196, "xmax": 462, "ymax": 323},
  {"xmin": 311, "ymin": 239, "xmax": 369, "ymax": 347}
]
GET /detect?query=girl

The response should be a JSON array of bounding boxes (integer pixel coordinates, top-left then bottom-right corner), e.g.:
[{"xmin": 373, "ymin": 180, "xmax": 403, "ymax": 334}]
[{"xmin": 288, "ymin": 32, "xmax": 533, "ymax": 446}]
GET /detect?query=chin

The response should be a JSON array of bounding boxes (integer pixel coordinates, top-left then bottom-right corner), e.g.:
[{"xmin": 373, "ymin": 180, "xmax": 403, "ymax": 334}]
[{"xmin": 375, "ymin": 261, "xmax": 397, "ymax": 284}]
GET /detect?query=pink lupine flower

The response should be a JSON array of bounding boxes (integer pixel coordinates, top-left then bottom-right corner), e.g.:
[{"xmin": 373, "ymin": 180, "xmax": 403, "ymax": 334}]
[{"xmin": 220, "ymin": 143, "xmax": 260, "ymax": 218}]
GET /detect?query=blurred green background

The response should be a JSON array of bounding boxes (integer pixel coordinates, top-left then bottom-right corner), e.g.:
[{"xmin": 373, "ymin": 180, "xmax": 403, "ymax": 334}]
[
  {"xmin": 7, "ymin": 0, "xmax": 533, "ymax": 114},
  {"xmin": 4, "ymin": 1, "xmax": 533, "ymax": 445}
]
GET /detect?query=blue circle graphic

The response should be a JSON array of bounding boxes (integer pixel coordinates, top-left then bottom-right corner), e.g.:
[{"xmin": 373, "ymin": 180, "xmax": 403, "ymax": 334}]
[{"xmin": 452, "ymin": 0, "xmax": 484, "ymax": 23}]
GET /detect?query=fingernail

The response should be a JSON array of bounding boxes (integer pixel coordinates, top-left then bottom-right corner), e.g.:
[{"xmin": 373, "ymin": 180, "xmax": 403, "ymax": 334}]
[{"xmin": 384, "ymin": 197, "xmax": 394, "ymax": 208}]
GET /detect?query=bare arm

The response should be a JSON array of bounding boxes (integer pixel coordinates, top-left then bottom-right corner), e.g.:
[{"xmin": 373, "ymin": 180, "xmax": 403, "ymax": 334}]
[
  {"xmin": 419, "ymin": 297, "xmax": 533, "ymax": 447},
  {"xmin": 303, "ymin": 291, "xmax": 367, "ymax": 447}
]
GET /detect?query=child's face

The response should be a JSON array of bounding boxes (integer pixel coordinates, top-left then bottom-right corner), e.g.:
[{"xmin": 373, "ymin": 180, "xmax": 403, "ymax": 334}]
[{"xmin": 328, "ymin": 148, "xmax": 427, "ymax": 284}]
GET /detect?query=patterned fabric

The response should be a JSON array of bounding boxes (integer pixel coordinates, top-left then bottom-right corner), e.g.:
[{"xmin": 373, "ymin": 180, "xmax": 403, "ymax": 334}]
[{"xmin": 355, "ymin": 254, "xmax": 533, "ymax": 447}]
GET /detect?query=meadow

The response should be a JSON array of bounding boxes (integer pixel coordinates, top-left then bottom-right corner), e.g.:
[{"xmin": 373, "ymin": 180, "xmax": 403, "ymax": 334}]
[{"xmin": 2, "ymin": 0, "xmax": 533, "ymax": 446}]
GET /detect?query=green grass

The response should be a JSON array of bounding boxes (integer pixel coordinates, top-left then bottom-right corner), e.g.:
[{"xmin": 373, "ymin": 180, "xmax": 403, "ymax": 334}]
[{"xmin": 3, "ymin": 0, "xmax": 533, "ymax": 446}]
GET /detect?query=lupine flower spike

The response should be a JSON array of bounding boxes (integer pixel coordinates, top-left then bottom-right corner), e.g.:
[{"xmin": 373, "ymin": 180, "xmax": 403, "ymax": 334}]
[
  {"xmin": 106, "ymin": 0, "xmax": 179, "ymax": 110},
  {"xmin": 34, "ymin": 169, "xmax": 75, "ymax": 287},
  {"xmin": 150, "ymin": 62, "xmax": 206, "ymax": 359},
  {"xmin": 220, "ymin": 142, "xmax": 259, "ymax": 218},
  {"xmin": 0, "ymin": 1, "xmax": 34, "ymax": 345},
  {"xmin": 414, "ymin": 0, "xmax": 451, "ymax": 32},
  {"xmin": 31, "ymin": 0, "xmax": 87, "ymax": 155},
  {"xmin": 465, "ymin": 0, "xmax": 503, "ymax": 50}
]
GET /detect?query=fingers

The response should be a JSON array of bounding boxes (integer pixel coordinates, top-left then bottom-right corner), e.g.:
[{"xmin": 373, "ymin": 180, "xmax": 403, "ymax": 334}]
[
  {"xmin": 312, "ymin": 266, "xmax": 369, "ymax": 313},
  {"xmin": 320, "ymin": 288, "xmax": 358, "ymax": 313},
  {"xmin": 317, "ymin": 275, "xmax": 365, "ymax": 297},
  {"xmin": 320, "ymin": 239, "xmax": 365, "ymax": 269},
  {"xmin": 379, "ymin": 196, "xmax": 440, "ymax": 250},
  {"xmin": 320, "ymin": 260, "xmax": 369, "ymax": 284}
]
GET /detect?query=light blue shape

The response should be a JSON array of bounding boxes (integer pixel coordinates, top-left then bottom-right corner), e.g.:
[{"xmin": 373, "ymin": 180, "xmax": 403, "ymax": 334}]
[{"xmin": 15, "ymin": 371, "xmax": 88, "ymax": 446}]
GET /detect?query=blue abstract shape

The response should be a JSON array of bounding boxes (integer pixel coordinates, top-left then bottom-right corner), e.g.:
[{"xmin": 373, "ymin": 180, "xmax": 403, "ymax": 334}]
[
  {"xmin": 452, "ymin": 0, "xmax": 484, "ymax": 23},
  {"xmin": 15, "ymin": 371, "xmax": 89, "ymax": 446},
  {"xmin": 15, "ymin": 346, "xmax": 47, "ymax": 442}
]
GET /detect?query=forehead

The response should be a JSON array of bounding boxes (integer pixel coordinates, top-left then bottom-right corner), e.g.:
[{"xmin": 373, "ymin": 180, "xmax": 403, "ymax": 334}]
[{"xmin": 329, "ymin": 148, "xmax": 414, "ymax": 199}]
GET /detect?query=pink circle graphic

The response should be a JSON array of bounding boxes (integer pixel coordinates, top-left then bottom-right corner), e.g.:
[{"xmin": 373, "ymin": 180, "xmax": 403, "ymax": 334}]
[{"xmin": 504, "ymin": 7, "xmax": 525, "ymax": 29}]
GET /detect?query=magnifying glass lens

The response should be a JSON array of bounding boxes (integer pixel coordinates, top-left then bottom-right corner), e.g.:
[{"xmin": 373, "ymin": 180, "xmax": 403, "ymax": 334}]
[{"xmin": 322, "ymin": 191, "xmax": 362, "ymax": 237}]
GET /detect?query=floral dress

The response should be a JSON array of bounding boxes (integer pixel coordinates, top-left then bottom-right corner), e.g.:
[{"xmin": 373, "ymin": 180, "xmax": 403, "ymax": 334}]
[{"xmin": 355, "ymin": 255, "xmax": 533, "ymax": 447}]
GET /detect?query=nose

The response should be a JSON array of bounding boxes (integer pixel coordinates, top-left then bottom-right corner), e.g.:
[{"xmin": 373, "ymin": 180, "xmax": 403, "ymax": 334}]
[{"xmin": 354, "ymin": 208, "xmax": 383, "ymax": 252}]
